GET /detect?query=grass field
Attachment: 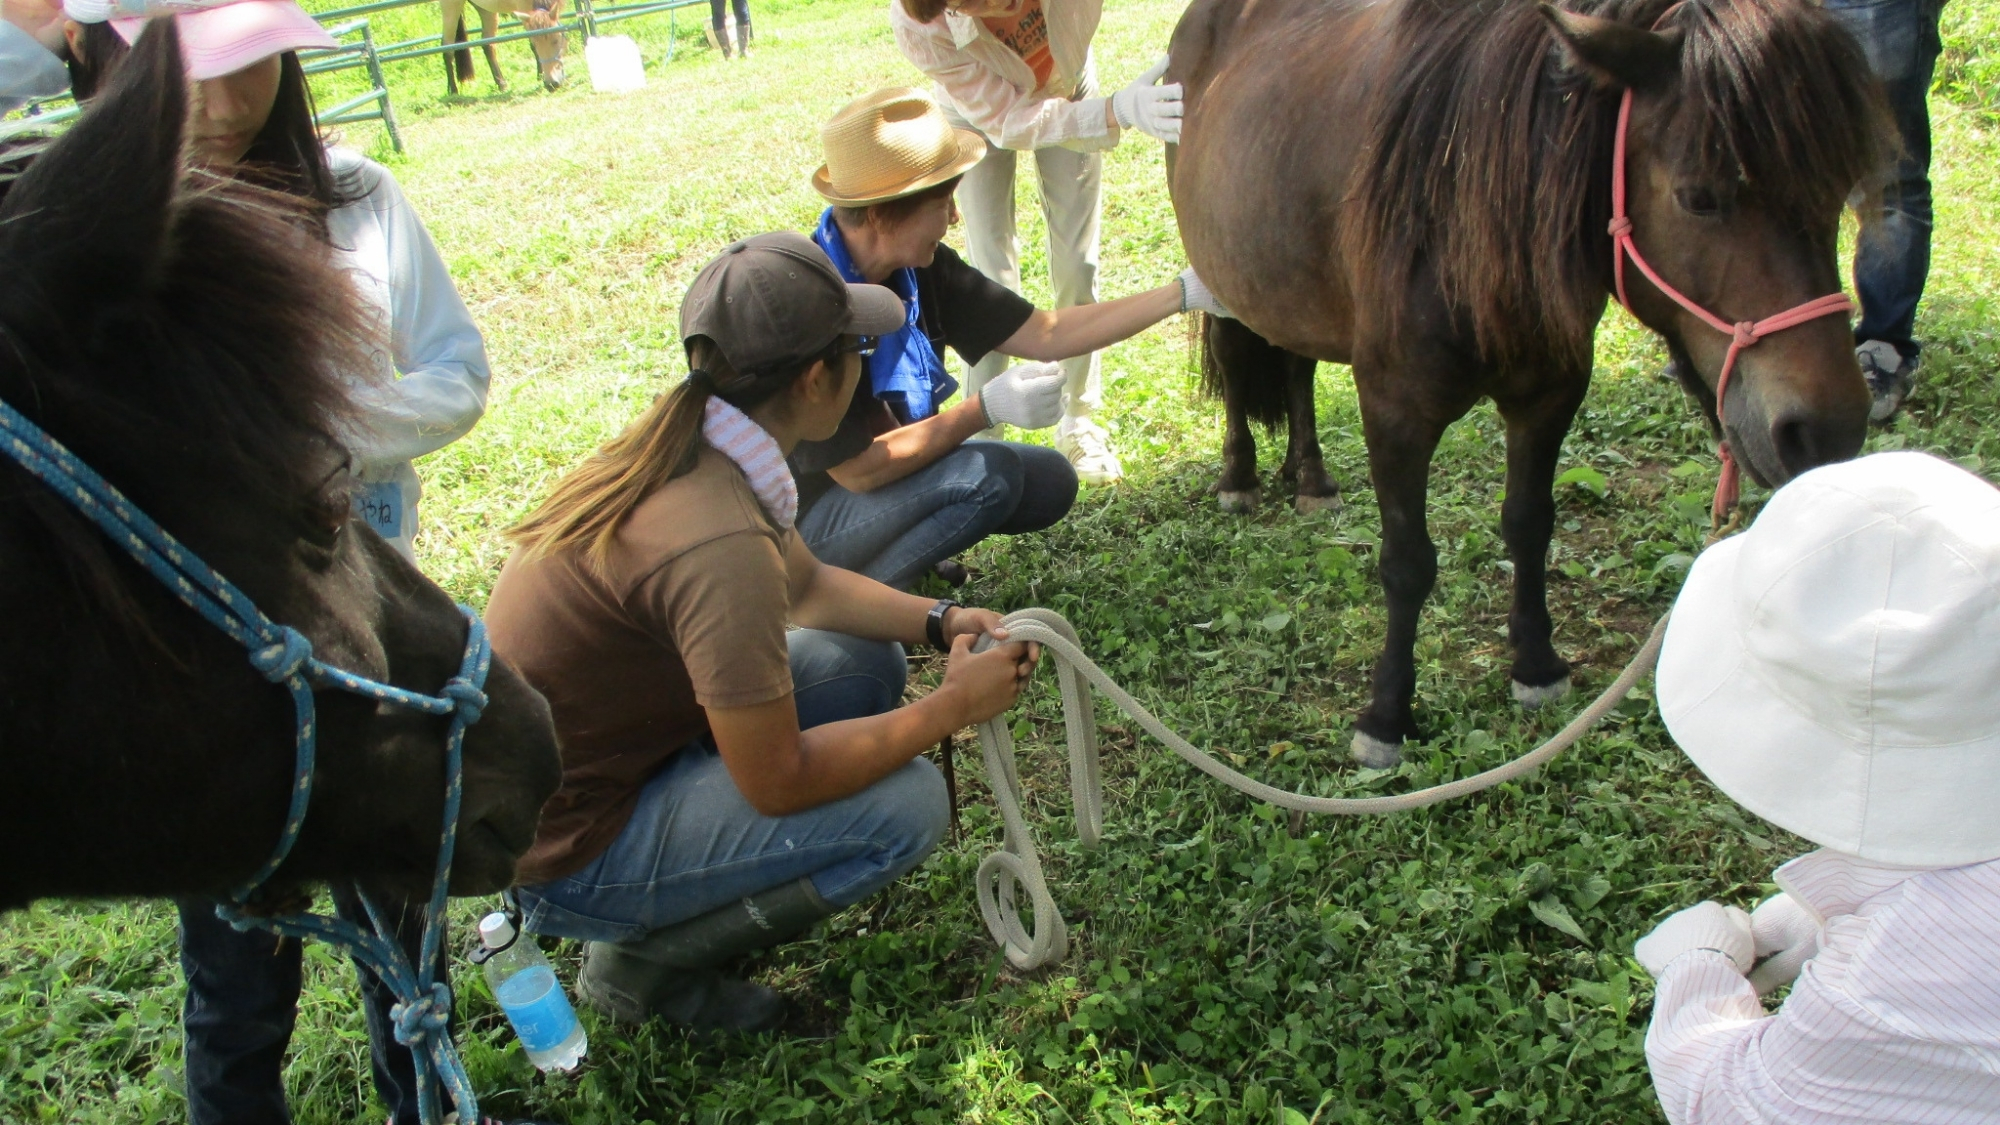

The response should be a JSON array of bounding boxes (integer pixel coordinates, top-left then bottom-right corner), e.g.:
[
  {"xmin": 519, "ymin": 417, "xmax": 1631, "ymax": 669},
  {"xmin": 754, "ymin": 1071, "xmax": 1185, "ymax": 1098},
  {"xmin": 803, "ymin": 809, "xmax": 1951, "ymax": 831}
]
[{"xmin": 4, "ymin": 0, "xmax": 2000, "ymax": 1121}]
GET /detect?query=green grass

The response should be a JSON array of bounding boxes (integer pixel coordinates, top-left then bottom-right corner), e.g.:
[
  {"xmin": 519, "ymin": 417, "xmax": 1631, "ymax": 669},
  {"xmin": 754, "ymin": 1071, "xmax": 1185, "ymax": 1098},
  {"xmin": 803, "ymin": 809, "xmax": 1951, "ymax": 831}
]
[{"xmin": 5, "ymin": 0, "xmax": 2000, "ymax": 1120}]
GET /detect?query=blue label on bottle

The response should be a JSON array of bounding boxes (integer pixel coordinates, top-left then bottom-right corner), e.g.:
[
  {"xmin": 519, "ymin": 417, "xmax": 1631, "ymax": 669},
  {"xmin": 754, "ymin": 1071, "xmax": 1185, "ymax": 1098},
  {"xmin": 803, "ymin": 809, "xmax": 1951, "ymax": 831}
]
[{"xmin": 494, "ymin": 965, "xmax": 577, "ymax": 1054}]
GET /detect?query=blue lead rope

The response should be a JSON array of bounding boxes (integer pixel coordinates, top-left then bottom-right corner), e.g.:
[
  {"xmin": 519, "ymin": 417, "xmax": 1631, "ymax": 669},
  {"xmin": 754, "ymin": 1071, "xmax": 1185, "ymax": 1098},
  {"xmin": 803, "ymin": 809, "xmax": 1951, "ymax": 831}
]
[{"xmin": 0, "ymin": 397, "xmax": 486, "ymax": 1125}]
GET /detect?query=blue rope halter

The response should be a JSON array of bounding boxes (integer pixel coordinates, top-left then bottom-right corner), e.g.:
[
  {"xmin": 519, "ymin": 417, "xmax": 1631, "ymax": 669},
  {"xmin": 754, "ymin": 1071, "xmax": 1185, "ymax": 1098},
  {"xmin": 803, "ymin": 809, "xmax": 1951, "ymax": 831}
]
[{"xmin": 0, "ymin": 397, "xmax": 487, "ymax": 1125}]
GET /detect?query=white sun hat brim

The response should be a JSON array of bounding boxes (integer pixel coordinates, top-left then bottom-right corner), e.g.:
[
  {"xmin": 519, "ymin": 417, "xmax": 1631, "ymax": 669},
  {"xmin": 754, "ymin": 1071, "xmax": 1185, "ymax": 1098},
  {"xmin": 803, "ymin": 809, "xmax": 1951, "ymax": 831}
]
[{"xmin": 1657, "ymin": 451, "xmax": 2000, "ymax": 867}]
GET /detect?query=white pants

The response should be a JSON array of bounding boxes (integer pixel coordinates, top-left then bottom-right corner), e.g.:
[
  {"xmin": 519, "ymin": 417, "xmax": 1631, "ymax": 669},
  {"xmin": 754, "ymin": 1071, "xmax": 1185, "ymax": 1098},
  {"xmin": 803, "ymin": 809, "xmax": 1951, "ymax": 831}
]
[{"xmin": 943, "ymin": 105, "xmax": 1104, "ymax": 418}]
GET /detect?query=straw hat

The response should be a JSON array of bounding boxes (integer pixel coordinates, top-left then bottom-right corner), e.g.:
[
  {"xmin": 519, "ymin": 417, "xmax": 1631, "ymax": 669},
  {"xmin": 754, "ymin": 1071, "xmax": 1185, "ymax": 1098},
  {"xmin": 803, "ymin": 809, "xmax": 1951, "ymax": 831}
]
[
  {"xmin": 812, "ymin": 87, "xmax": 986, "ymax": 207},
  {"xmin": 1657, "ymin": 451, "xmax": 2000, "ymax": 867}
]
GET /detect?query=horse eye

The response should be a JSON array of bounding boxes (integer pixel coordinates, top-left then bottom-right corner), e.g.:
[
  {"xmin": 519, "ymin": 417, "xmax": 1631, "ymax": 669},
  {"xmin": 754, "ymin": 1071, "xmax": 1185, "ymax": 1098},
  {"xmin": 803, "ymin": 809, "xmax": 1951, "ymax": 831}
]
[
  {"xmin": 1676, "ymin": 186, "xmax": 1723, "ymax": 217},
  {"xmin": 302, "ymin": 490, "xmax": 347, "ymax": 550}
]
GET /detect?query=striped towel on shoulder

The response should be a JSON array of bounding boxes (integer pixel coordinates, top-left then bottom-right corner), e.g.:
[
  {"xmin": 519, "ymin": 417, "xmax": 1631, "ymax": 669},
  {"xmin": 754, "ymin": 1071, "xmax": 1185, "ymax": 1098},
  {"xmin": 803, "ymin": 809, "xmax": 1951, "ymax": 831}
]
[{"xmin": 701, "ymin": 395, "xmax": 798, "ymax": 529}]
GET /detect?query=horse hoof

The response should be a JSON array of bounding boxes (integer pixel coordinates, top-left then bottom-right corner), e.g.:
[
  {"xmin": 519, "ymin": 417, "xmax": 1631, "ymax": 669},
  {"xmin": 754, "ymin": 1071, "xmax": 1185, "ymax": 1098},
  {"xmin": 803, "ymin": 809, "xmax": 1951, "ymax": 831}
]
[
  {"xmin": 1350, "ymin": 731, "xmax": 1403, "ymax": 768},
  {"xmin": 1295, "ymin": 491, "xmax": 1342, "ymax": 515},
  {"xmin": 1512, "ymin": 675, "xmax": 1572, "ymax": 710},
  {"xmin": 1218, "ymin": 489, "xmax": 1258, "ymax": 513}
]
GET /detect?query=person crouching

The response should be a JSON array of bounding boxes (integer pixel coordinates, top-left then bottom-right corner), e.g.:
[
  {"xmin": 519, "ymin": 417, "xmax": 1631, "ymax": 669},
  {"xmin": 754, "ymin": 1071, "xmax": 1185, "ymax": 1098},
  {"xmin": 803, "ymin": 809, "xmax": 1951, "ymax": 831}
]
[
  {"xmin": 485, "ymin": 233, "xmax": 1039, "ymax": 1033},
  {"xmin": 1638, "ymin": 450, "xmax": 2000, "ymax": 1123}
]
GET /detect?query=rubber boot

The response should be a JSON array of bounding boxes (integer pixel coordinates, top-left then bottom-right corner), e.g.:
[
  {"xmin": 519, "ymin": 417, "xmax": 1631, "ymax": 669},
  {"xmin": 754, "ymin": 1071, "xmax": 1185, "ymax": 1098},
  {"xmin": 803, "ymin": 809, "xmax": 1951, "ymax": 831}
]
[
  {"xmin": 735, "ymin": 17, "xmax": 752, "ymax": 57},
  {"xmin": 719, "ymin": 21, "xmax": 736, "ymax": 60},
  {"xmin": 577, "ymin": 878, "xmax": 833, "ymax": 1033}
]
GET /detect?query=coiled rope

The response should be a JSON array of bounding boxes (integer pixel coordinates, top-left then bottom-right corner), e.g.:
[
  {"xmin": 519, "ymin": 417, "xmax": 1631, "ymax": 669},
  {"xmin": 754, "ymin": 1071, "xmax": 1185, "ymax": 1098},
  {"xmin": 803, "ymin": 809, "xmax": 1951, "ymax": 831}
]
[{"xmin": 970, "ymin": 608, "xmax": 1670, "ymax": 971}]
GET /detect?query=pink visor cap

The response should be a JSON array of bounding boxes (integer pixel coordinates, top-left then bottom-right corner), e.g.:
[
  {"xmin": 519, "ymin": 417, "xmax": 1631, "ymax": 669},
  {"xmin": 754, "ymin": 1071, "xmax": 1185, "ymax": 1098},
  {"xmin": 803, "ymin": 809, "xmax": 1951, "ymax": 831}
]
[{"xmin": 112, "ymin": 0, "xmax": 338, "ymax": 81}]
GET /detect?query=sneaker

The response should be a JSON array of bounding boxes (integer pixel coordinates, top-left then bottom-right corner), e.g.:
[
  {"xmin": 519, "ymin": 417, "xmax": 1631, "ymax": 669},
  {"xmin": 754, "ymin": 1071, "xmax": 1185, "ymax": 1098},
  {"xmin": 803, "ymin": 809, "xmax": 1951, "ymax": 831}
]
[
  {"xmin": 1055, "ymin": 416, "xmax": 1123, "ymax": 485},
  {"xmin": 1857, "ymin": 339, "xmax": 1915, "ymax": 423}
]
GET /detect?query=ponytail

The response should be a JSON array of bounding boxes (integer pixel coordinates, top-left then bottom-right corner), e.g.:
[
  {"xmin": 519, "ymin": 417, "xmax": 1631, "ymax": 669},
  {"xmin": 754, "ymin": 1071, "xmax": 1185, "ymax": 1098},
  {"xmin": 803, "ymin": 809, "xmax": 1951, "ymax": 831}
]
[{"xmin": 507, "ymin": 334, "xmax": 848, "ymax": 571}]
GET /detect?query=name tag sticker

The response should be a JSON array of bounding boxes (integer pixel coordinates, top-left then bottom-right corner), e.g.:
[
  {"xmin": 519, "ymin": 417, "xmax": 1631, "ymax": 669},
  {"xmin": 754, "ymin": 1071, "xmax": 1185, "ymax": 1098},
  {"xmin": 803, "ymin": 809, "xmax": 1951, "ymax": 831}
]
[{"xmin": 356, "ymin": 481, "xmax": 404, "ymax": 539}]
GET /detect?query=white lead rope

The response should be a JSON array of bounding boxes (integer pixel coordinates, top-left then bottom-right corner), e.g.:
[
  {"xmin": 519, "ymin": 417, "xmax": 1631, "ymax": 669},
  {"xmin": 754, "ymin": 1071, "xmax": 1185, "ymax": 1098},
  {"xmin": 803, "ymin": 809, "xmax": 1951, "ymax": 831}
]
[{"xmin": 969, "ymin": 608, "xmax": 1672, "ymax": 971}]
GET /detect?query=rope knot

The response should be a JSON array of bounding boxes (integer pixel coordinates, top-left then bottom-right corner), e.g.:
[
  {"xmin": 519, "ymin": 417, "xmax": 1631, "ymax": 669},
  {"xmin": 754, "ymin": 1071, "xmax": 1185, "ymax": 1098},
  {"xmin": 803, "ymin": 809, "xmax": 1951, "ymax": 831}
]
[
  {"xmin": 390, "ymin": 982, "xmax": 453, "ymax": 1046},
  {"xmin": 1607, "ymin": 216, "xmax": 1633, "ymax": 237},
  {"xmin": 1732, "ymin": 321, "xmax": 1758, "ymax": 349},
  {"xmin": 249, "ymin": 627, "xmax": 313, "ymax": 684},
  {"xmin": 441, "ymin": 677, "xmax": 488, "ymax": 725}
]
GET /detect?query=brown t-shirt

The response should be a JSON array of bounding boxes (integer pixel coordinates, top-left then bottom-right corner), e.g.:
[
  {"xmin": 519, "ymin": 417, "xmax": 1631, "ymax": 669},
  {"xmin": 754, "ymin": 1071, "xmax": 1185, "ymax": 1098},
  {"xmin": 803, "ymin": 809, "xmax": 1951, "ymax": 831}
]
[{"xmin": 486, "ymin": 447, "xmax": 802, "ymax": 885}]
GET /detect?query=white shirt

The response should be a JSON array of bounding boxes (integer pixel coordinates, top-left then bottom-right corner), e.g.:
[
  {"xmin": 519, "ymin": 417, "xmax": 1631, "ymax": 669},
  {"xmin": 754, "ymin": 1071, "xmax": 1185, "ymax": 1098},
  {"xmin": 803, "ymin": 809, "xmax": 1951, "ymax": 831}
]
[
  {"xmin": 1648, "ymin": 850, "xmax": 2000, "ymax": 1124},
  {"xmin": 326, "ymin": 147, "xmax": 489, "ymax": 560},
  {"xmin": 1, "ymin": 19, "xmax": 68, "ymax": 114},
  {"xmin": 890, "ymin": 0, "xmax": 1117, "ymax": 153}
]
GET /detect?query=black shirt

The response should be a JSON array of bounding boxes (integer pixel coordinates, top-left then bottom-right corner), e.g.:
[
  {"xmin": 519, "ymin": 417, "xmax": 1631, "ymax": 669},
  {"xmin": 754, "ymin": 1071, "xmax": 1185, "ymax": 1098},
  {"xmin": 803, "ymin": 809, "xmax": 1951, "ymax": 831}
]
[{"xmin": 790, "ymin": 244, "xmax": 1035, "ymax": 514}]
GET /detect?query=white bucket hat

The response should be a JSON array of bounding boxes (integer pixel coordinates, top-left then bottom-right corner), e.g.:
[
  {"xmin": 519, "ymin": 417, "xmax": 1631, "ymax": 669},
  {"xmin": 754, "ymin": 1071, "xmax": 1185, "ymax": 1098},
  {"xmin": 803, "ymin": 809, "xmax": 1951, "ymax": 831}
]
[{"xmin": 1657, "ymin": 451, "xmax": 2000, "ymax": 867}]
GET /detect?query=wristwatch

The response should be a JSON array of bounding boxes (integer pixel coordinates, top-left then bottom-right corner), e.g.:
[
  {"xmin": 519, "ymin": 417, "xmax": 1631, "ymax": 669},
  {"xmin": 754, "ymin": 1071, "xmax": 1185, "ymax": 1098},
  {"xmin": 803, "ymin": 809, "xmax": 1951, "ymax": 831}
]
[{"xmin": 925, "ymin": 598, "xmax": 960, "ymax": 650}]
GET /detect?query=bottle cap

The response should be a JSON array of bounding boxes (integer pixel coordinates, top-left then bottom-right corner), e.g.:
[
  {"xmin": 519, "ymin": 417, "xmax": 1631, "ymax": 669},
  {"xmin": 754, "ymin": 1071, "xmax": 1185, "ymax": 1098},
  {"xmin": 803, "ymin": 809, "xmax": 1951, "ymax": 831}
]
[{"xmin": 478, "ymin": 911, "xmax": 517, "ymax": 950}]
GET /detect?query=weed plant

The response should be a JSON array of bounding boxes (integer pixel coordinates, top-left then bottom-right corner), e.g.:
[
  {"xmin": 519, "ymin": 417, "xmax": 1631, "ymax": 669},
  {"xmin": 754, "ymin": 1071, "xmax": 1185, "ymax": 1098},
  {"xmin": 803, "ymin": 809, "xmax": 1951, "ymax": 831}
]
[{"xmin": 3, "ymin": 0, "xmax": 1998, "ymax": 1120}]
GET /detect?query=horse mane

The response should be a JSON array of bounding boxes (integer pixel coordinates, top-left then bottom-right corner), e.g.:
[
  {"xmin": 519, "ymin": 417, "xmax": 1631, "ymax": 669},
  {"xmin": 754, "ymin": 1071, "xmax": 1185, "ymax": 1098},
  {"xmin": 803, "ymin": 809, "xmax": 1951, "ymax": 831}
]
[
  {"xmin": 1346, "ymin": 0, "xmax": 1887, "ymax": 370},
  {"xmin": 0, "ymin": 29, "xmax": 375, "ymax": 646}
]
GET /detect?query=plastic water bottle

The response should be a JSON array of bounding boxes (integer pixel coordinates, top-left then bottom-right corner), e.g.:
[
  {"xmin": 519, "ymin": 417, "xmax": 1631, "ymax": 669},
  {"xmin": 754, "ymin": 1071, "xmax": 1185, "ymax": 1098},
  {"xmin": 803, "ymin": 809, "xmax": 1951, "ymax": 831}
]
[{"xmin": 478, "ymin": 912, "xmax": 586, "ymax": 1072}]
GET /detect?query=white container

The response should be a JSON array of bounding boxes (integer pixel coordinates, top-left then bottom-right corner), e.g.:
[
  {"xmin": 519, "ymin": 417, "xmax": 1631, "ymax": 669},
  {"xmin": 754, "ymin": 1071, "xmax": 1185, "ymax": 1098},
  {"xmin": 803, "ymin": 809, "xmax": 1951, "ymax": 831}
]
[
  {"xmin": 585, "ymin": 35, "xmax": 646, "ymax": 94},
  {"xmin": 478, "ymin": 912, "xmax": 587, "ymax": 1073}
]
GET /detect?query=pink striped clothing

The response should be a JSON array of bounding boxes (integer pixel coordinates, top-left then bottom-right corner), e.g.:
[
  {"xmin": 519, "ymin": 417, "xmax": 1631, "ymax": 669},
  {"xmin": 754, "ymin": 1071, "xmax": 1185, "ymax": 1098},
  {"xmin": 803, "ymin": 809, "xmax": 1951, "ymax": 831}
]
[
  {"xmin": 1648, "ymin": 850, "xmax": 2000, "ymax": 1124},
  {"xmin": 701, "ymin": 396, "xmax": 796, "ymax": 530}
]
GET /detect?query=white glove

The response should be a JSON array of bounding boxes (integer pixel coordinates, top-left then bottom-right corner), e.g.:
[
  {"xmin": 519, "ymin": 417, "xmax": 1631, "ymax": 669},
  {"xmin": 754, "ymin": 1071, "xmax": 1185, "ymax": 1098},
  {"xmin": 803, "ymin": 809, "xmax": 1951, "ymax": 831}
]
[
  {"xmin": 1634, "ymin": 901, "xmax": 1754, "ymax": 978},
  {"xmin": 1747, "ymin": 892, "xmax": 1821, "ymax": 995},
  {"xmin": 1109, "ymin": 56, "xmax": 1183, "ymax": 144},
  {"xmin": 978, "ymin": 361, "xmax": 1065, "ymax": 430},
  {"xmin": 1178, "ymin": 268, "xmax": 1234, "ymax": 318}
]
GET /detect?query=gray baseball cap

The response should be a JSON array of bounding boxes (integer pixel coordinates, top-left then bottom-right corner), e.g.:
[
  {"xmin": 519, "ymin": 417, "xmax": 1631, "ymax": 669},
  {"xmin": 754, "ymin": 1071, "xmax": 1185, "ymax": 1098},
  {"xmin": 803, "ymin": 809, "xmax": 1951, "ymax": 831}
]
[{"xmin": 679, "ymin": 231, "xmax": 906, "ymax": 376}]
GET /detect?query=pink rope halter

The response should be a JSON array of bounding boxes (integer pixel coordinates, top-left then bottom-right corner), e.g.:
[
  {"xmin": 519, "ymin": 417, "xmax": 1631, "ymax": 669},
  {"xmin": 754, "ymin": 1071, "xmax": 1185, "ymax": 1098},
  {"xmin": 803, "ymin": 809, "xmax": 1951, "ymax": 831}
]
[{"xmin": 1607, "ymin": 88, "xmax": 1853, "ymax": 521}]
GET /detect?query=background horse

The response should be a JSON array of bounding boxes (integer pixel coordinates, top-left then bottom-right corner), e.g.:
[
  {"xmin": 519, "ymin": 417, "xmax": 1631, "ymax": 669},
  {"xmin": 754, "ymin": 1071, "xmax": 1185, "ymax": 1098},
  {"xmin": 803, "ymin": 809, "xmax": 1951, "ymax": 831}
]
[
  {"xmin": 442, "ymin": 0, "xmax": 567, "ymax": 94},
  {"xmin": 1168, "ymin": 0, "xmax": 1886, "ymax": 765},
  {"xmin": 0, "ymin": 25, "xmax": 560, "ymax": 911}
]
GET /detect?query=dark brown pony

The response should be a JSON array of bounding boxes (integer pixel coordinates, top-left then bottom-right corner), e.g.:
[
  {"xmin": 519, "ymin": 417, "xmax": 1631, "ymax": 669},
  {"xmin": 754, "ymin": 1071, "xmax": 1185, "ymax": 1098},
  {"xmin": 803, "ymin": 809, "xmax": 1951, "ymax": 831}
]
[
  {"xmin": 0, "ymin": 24, "xmax": 559, "ymax": 909},
  {"xmin": 1168, "ymin": 0, "xmax": 1887, "ymax": 764}
]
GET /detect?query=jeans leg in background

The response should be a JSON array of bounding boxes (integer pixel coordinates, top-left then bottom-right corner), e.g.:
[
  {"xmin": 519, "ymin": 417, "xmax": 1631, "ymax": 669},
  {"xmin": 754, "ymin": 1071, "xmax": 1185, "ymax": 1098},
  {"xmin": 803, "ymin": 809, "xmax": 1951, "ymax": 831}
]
[
  {"xmin": 797, "ymin": 443, "xmax": 1028, "ymax": 589},
  {"xmin": 178, "ymin": 899, "xmax": 300, "ymax": 1125},
  {"xmin": 330, "ymin": 890, "xmax": 444, "ymax": 1125},
  {"xmin": 1825, "ymin": 0, "xmax": 1942, "ymax": 357}
]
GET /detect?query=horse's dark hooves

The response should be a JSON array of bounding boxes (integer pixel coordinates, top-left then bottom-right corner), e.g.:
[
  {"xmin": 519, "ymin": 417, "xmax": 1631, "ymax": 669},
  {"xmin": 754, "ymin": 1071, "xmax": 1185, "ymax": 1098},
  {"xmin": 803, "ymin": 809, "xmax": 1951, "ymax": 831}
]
[
  {"xmin": 1217, "ymin": 489, "xmax": 1258, "ymax": 513},
  {"xmin": 1295, "ymin": 491, "xmax": 1342, "ymax": 515},
  {"xmin": 1350, "ymin": 731, "xmax": 1403, "ymax": 768},
  {"xmin": 1512, "ymin": 674, "xmax": 1572, "ymax": 709}
]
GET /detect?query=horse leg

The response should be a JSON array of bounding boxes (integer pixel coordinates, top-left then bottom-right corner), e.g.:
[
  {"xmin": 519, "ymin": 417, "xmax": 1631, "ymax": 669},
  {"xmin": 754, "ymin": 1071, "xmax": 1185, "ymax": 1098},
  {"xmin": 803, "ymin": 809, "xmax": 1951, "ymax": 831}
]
[
  {"xmin": 1351, "ymin": 363, "xmax": 1470, "ymax": 767},
  {"xmin": 1494, "ymin": 379, "xmax": 1587, "ymax": 708},
  {"xmin": 1278, "ymin": 354, "xmax": 1341, "ymax": 514},
  {"xmin": 480, "ymin": 7, "xmax": 507, "ymax": 90},
  {"xmin": 1204, "ymin": 315, "xmax": 1290, "ymax": 512}
]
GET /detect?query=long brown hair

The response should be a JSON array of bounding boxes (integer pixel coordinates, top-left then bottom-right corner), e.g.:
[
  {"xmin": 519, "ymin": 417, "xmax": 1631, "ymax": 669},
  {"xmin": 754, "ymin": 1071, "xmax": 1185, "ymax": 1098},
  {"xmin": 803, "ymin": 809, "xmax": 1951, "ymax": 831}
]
[{"xmin": 508, "ymin": 334, "xmax": 849, "ymax": 570}]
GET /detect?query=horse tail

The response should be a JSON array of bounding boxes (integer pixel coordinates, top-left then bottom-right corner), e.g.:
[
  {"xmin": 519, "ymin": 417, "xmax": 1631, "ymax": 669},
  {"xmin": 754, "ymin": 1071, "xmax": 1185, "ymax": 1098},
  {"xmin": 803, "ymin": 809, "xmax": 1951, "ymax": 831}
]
[
  {"xmin": 1201, "ymin": 314, "xmax": 1292, "ymax": 429},
  {"xmin": 452, "ymin": 17, "xmax": 473, "ymax": 82}
]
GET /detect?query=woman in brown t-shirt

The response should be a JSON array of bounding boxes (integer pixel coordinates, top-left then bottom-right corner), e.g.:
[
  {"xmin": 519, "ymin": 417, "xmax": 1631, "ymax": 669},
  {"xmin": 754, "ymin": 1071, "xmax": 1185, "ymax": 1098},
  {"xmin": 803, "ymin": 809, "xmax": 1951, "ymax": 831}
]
[{"xmin": 486, "ymin": 233, "xmax": 1037, "ymax": 1034}]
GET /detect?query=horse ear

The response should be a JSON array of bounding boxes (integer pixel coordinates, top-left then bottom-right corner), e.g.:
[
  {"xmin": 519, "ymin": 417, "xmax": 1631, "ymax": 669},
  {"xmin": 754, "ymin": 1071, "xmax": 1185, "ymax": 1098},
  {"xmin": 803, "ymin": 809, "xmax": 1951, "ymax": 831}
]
[
  {"xmin": 1538, "ymin": 3, "xmax": 1684, "ymax": 92},
  {"xmin": 0, "ymin": 19, "xmax": 186, "ymax": 316}
]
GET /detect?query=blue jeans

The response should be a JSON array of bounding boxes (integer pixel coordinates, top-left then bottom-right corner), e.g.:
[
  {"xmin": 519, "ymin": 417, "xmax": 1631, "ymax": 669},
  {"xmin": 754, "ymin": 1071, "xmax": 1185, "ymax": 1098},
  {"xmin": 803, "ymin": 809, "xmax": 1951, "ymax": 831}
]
[
  {"xmin": 1825, "ymin": 0, "xmax": 1943, "ymax": 359},
  {"xmin": 799, "ymin": 440, "xmax": 1077, "ymax": 591},
  {"xmin": 515, "ymin": 629, "xmax": 950, "ymax": 943},
  {"xmin": 176, "ymin": 892, "xmax": 438, "ymax": 1125}
]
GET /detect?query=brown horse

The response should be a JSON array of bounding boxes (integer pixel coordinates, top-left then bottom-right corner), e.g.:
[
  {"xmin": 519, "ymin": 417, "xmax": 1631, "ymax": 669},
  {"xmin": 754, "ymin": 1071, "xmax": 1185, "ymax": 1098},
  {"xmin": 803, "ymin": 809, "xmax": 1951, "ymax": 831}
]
[
  {"xmin": 441, "ymin": 0, "xmax": 567, "ymax": 94},
  {"xmin": 1168, "ymin": 0, "xmax": 1887, "ymax": 765}
]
